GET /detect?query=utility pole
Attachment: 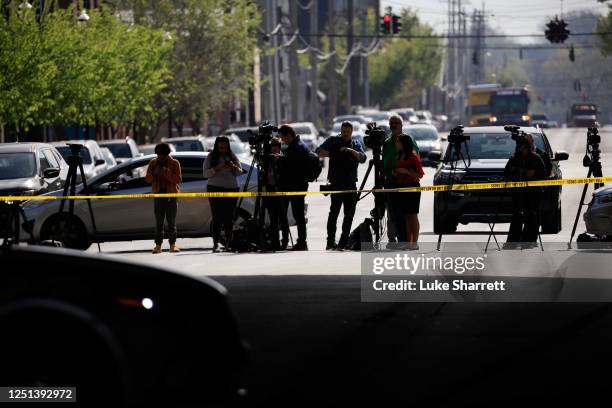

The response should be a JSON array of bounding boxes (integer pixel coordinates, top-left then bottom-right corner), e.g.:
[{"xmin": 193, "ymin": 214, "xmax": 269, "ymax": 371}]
[
  {"xmin": 289, "ymin": 0, "xmax": 300, "ymax": 122},
  {"xmin": 347, "ymin": 0, "xmax": 354, "ymax": 110},
  {"xmin": 361, "ymin": 6, "xmax": 369, "ymax": 108},
  {"xmin": 309, "ymin": 0, "xmax": 318, "ymax": 126},
  {"xmin": 327, "ymin": 0, "xmax": 337, "ymax": 122}
]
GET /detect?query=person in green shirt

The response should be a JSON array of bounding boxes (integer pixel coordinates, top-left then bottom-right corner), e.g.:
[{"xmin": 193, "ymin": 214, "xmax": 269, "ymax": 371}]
[{"xmin": 382, "ymin": 115, "xmax": 419, "ymax": 247}]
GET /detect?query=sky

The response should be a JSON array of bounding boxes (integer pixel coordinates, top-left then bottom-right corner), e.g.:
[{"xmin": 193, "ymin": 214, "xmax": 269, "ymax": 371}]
[{"xmin": 380, "ymin": 0, "xmax": 609, "ymax": 43}]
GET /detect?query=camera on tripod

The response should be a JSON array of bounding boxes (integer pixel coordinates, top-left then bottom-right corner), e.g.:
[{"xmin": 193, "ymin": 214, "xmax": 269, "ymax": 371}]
[
  {"xmin": 248, "ymin": 121, "xmax": 278, "ymax": 149},
  {"xmin": 504, "ymin": 125, "xmax": 527, "ymax": 144},
  {"xmin": 363, "ymin": 122, "xmax": 386, "ymax": 150},
  {"xmin": 448, "ymin": 125, "xmax": 470, "ymax": 145},
  {"xmin": 587, "ymin": 127, "xmax": 600, "ymax": 145},
  {"xmin": 67, "ymin": 143, "xmax": 84, "ymax": 156}
]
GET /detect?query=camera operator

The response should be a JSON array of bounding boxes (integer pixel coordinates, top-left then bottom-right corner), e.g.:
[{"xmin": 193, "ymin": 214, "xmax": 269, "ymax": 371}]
[
  {"xmin": 504, "ymin": 135, "xmax": 546, "ymax": 246},
  {"xmin": 316, "ymin": 121, "xmax": 366, "ymax": 250},
  {"xmin": 382, "ymin": 115, "xmax": 419, "ymax": 247},
  {"xmin": 145, "ymin": 143, "xmax": 182, "ymax": 254},
  {"xmin": 277, "ymin": 124, "xmax": 310, "ymax": 251},
  {"xmin": 265, "ymin": 137, "xmax": 290, "ymax": 250}
]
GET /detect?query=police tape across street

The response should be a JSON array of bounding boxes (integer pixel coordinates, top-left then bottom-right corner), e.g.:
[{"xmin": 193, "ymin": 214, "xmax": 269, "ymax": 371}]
[{"xmin": 1, "ymin": 175, "xmax": 611, "ymax": 202}]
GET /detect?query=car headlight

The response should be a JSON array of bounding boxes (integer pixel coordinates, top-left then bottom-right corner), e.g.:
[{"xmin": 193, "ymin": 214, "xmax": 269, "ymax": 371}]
[
  {"xmin": 522, "ymin": 115, "xmax": 531, "ymax": 122},
  {"xmin": 489, "ymin": 116, "xmax": 498, "ymax": 123}
]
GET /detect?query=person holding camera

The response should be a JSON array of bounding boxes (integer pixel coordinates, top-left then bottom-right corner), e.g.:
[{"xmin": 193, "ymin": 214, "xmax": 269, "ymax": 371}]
[
  {"xmin": 316, "ymin": 121, "xmax": 366, "ymax": 250},
  {"xmin": 277, "ymin": 124, "xmax": 310, "ymax": 251},
  {"xmin": 383, "ymin": 115, "xmax": 419, "ymax": 247},
  {"xmin": 504, "ymin": 135, "xmax": 546, "ymax": 246},
  {"xmin": 145, "ymin": 142, "xmax": 182, "ymax": 254},
  {"xmin": 203, "ymin": 136, "xmax": 243, "ymax": 252},
  {"xmin": 390, "ymin": 135, "xmax": 424, "ymax": 250},
  {"xmin": 265, "ymin": 137, "xmax": 290, "ymax": 250}
]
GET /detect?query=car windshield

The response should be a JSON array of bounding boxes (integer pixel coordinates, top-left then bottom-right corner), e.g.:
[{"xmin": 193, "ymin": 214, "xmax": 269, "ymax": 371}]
[
  {"xmin": 171, "ymin": 140, "xmax": 205, "ymax": 152},
  {"xmin": 444, "ymin": 132, "xmax": 546, "ymax": 160},
  {"xmin": 139, "ymin": 146, "xmax": 156, "ymax": 155},
  {"xmin": 532, "ymin": 115, "xmax": 547, "ymax": 120},
  {"xmin": 104, "ymin": 143, "xmax": 133, "ymax": 158},
  {"xmin": 0, "ymin": 152, "xmax": 36, "ymax": 179},
  {"xmin": 55, "ymin": 145, "xmax": 93, "ymax": 164},
  {"xmin": 230, "ymin": 142, "xmax": 247, "ymax": 154},
  {"xmin": 404, "ymin": 128, "xmax": 438, "ymax": 141},
  {"xmin": 491, "ymin": 94, "xmax": 529, "ymax": 114}
]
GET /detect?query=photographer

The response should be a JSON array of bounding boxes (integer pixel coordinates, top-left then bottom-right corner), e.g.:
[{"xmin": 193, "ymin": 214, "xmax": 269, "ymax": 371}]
[
  {"xmin": 382, "ymin": 115, "xmax": 419, "ymax": 247},
  {"xmin": 204, "ymin": 136, "xmax": 243, "ymax": 252},
  {"xmin": 265, "ymin": 137, "xmax": 290, "ymax": 250},
  {"xmin": 145, "ymin": 143, "xmax": 182, "ymax": 254},
  {"xmin": 316, "ymin": 121, "xmax": 366, "ymax": 250},
  {"xmin": 277, "ymin": 124, "xmax": 310, "ymax": 251},
  {"xmin": 504, "ymin": 135, "xmax": 546, "ymax": 246}
]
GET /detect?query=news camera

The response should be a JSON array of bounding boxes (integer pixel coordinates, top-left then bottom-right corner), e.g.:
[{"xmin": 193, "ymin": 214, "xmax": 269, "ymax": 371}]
[
  {"xmin": 448, "ymin": 125, "xmax": 470, "ymax": 145},
  {"xmin": 248, "ymin": 121, "xmax": 278, "ymax": 148},
  {"xmin": 363, "ymin": 122, "xmax": 386, "ymax": 150},
  {"xmin": 504, "ymin": 125, "xmax": 527, "ymax": 144}
]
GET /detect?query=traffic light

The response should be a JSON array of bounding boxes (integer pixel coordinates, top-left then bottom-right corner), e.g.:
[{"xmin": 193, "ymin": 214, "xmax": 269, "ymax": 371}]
[
  {"xmin": 380, "ymin": 14, "xmax": 391, "ymax": 35},
  {"xmin": 569, "ymin": 44, "xmax": 575, "ymax": 62},
  {"xmin": 545, "ymin": 16, "xmax": 570, "ymax": 44},
  {"xmin": 392, "ymin": 14, "xmax": 402, "ymax": 34}
]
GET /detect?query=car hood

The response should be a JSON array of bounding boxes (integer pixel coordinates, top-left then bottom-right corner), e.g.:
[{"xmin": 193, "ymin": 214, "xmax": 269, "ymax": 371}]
[
  {"xmin": 593, "ymin": 184, "xmax": 612, "ymax": 197},
  {"xmin": 0, "ymin": 177, "xmax": 40, "ymax": 195},
  {"xmin": 417, "ymin": 140, "xmax": 440, "ymax": 150},
  {"xmin": 441, "ymin": 158, "xmax": 508, "ymax": 170}
]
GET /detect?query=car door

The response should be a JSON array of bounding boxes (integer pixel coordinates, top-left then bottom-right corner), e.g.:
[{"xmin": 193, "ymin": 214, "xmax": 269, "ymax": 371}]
[
  {"xmin": 174, "ymin": 157, "xmax": 210, "ymax": 234},
  {"xmin": 88, "ymin": 161, "xmax": 155, "ymax": 237},
  {"xmin": 41, "ymin": 149, "xmax": 63, "ymax": 192}
]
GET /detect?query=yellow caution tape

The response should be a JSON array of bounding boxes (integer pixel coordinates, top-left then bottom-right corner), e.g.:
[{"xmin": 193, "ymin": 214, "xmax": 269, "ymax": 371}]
[{"xmin": 0, "ymin": 176, "xmax": 611, "ymax": 202}]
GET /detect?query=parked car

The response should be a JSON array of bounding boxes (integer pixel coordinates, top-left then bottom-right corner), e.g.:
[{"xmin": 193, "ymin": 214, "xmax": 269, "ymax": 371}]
[
  {"xmin": 0, "ymin": 143, "xmax": 68, "ymax": 197},
  {"xmin": 100, "ymin": 147, "xmax": 118, "ymax": 169},
  {"xmin": 287, "ymin": 122, "xmax": 323, "ymax": 151},
  {"xmin": 391, "ymin": 108, "xmax": 415, "ymax": 121},
  {"xmin": 163, "ymin": 135, "xmax": 208, "ymax": 153},
  {"xmin": 137, "ymin": 143, "xmax": 176, "ymax": 156},
  {"xmin": 402, "ymin": 124, "xmax": 443, "ymax": 166},
  {"xmin": 332, "ymin": 114, "xmax": 373, "ymax": 125},
  {"xmin": 531, "ymin": 114, "xmax": 550, "ymax": 128},
  {"xmin": 52, "ymin": 140, "xmax": 109, "ymax": 179},
  {"xmin": 582, "ymin": 184, "xmax": 612, "ymax": 241},
  {"xmin": 431, "ymin": 126, "xmax": 569, "ymax": 234},
  {"xmin": 21, "ymin": 152, "xmax": 305, "ymax": 250},
  {"xmin": 548, "ymin": 120, "xmax": 560, "ymax": 128},
  {"xmin": 223, "ymin": 126, "xmax": 258, "ymax": 144},
  {"xmin": 98, "ymin": 138, "xmax": 141, "ymax": 165},
  {"xmin": 414, "ymin": 110, "xmax": 435, "ymax": 125},
  {"xmin": 358, "ymin": 110, "xmax": 394, "ymax": 127}
]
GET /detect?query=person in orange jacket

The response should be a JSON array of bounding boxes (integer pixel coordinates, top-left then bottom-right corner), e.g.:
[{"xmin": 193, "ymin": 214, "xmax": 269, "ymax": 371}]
[{"xmin": 145, "ymin": 142, "xmax": 182, "ymax": 254}]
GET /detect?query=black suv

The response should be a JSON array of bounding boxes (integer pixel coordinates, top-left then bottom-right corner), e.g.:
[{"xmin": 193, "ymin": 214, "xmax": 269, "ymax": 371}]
[{"xmin": 432, "ymin": 126, "xmax": 569, "ymax": 234}]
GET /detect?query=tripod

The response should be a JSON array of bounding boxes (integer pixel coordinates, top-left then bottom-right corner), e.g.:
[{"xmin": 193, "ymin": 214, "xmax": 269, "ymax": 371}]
[
  {"xmin": 568, "ymin": 127, "xmax": 603, "ymax": 249},
  {"xmin": 437, "ymin": 126, "xmax": 471, "ymax": 251},
  {"xmin": 357, "ymin": 143, "xmax": 385, "ymax": 245},
  {"xmin": 233, "ymin": 131, "xmax": 291, "ymax": 251},
  {"xmin": 1, "ymin": 201, "xmax": 34, "ymax": 248},
  {"xmin": 56, "ymin": 144, "xmax": 100, "ymax": 252}
]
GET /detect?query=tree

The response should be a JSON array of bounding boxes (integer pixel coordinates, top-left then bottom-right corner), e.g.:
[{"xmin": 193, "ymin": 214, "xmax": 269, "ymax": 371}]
[
  {"xmin": 114, "ymin": 0, "xmax": 261, "ymax": 136},
  {"xmin": 597, "ymin": 0, "xmax": 612, "ymax": 55}
]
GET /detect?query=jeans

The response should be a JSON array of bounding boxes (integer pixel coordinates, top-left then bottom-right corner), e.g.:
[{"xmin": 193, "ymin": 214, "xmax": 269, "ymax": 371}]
[
  {"xmin": 285, "ymin": 195, "xmax": 307, "ymax": 243},
  {"xmin": 264, "ymin": 190, "xmax": 289, "ymax": 247},
  {"xmin": 326, "ymin": 184, "xmax": 358, "ymax": 243},
  {"xmin": 207, "ymin": 185, "xmax": 239, "ymax": 245},
  {"xmin": 507, "ymin": 190, "xmax": 541, "ymax": 243},
  {"xmin": 154, "ymin": 198, "xmax": 178, "ymax": 245}
]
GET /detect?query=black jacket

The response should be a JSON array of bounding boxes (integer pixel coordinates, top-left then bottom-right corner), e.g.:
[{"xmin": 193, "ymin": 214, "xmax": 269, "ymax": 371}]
[{"xmin": 278, "ymin": 136, "xmax": 310, "ymax": 191}]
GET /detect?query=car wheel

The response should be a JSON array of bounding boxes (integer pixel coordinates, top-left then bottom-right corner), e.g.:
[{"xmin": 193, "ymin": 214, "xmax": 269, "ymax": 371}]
[{"xmin": 41, "ymin": 214, "xmax": 91, "ymax": 250}]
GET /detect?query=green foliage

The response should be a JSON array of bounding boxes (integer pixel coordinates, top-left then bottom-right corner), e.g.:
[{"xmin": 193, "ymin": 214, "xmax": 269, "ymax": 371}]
[
  {"xmin": 115, "ymin": 0, "xmax": 261, "ymax": 126},
  {"xmin": 597, "ymin": 2, "xmax": 612, "ymax": 55},
  {"xmin": 368, "ymin": 10, "xmax": 443, "ymax": 109},
  {"xmin": 0, "ymin": 1, "xmax": 172, "ymax": 129}
]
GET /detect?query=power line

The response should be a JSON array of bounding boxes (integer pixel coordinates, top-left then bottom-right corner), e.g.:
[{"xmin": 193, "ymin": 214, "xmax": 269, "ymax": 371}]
[{"xmin": 282, "ymin": 31, "xmax": 612, "ymax": 39}]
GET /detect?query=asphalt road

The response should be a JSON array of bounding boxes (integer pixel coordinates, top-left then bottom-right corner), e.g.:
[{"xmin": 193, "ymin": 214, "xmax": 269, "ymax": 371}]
[
  {"xmin": 94, "ymin": 127, "xmax": 612, "ymax": 276},
  {"xmin": 78, "ymin": 128, "xmax": 612, "ymax": 405}
]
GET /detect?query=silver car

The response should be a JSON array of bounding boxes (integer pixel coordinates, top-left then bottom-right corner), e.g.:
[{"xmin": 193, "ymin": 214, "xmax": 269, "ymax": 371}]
[
  {"xmin": 21, "ymin": 152, "xmax": 302, "ymax": 250},
  {"xmin": 583, "ymin": 184, "xmax": 612, "ymax": 239}
]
